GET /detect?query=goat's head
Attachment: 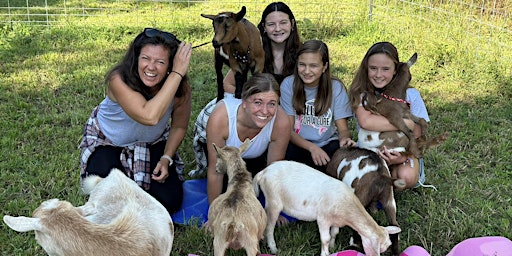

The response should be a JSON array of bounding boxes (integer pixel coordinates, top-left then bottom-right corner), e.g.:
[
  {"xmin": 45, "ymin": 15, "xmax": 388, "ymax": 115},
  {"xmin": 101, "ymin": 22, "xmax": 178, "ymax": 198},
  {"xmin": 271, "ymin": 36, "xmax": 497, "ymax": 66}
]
[
  {"xmin": 3, "ymin": 198, "xmax": 79, "ymax": 255},
  {"xmin": 384, "ymin": 52, "xmax": 418, "ymax": 94},
  {"xmin": 361, "ymin": 226, "xmax": 401, "ymax": 256},
  {"xmin": 212, "ymin": 139, "xmax": 251, "ymax": 174},
  {"xmin": 4, "ymin": 199, "xmax": 70, "ymax": 232},
  {"xmin": 201, "ymin": 6, "xmax": 247, "ymax": 48}
]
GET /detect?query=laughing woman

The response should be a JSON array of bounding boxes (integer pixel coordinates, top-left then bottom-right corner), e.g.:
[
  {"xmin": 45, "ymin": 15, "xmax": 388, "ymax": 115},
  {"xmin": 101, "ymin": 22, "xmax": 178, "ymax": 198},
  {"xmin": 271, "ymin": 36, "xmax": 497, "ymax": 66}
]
[
  {"xmin": 205, "ymin": 73, "xmax": 290, "ymax": 204},
  {"xmin": 79, "ymin": 28, "xmax": 192, "ymax": 215}
]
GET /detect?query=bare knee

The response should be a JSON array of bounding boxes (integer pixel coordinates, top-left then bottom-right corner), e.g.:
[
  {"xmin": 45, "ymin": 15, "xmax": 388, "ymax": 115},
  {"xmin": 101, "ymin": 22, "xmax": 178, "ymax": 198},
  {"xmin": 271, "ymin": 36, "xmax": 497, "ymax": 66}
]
[{"xmin": 394, "ymin": 158, "xmax": 420, "ymax": 188}]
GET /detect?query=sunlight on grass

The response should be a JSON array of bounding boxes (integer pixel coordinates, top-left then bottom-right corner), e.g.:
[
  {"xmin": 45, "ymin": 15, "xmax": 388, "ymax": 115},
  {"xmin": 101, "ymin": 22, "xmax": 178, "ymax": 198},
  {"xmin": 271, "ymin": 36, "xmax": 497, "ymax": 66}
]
[{"xmin": 0, "ymin": 1, "xmax": 511, "ymax": 255}]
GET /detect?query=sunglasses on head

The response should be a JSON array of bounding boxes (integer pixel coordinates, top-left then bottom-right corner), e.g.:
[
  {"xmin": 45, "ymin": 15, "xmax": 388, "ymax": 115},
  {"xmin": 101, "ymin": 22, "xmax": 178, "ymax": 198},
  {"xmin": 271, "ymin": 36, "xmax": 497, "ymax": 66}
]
[
  {"xmin": 144, "ymin": 28, "xmax": 181, "ymax": 44},
  {"xmin": 144, "ymin": 28, "xmax": 210, "ymax": 49}
]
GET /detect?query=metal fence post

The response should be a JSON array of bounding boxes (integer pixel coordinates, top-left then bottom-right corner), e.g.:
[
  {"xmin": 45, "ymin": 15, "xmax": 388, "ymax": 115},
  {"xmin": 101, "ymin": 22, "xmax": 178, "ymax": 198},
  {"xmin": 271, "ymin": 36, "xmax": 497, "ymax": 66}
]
[{"xmin": 369, "ymin": 0, "xmax": 373, "ymax": 21}]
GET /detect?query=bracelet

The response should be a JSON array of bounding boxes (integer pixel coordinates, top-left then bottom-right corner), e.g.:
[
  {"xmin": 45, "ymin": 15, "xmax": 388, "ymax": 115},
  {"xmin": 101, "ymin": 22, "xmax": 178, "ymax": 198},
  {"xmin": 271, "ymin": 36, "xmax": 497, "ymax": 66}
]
[
  {"xmin": 160, "ymin": 154, "xmax": 173, "ymax": 166},
  {"xmin": 170, "ymin": 70, "xmax": 183, "ymax": 79}
]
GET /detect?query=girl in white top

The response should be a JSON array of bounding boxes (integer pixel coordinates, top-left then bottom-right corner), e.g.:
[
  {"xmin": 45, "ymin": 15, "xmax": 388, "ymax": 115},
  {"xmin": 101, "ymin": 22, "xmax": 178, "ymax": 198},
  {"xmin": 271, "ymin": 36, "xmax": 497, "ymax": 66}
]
[{"xmin": 349, "ymin": 41, "xmax": 430, "ymax": 188}]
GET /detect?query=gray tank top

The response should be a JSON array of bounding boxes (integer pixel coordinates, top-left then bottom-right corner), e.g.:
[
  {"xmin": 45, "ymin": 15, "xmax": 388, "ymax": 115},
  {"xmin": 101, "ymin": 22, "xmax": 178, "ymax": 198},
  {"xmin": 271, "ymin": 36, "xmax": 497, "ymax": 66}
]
[{"xmin": 96, "ymin": 96, "xmax": 173, "ymax": 146}]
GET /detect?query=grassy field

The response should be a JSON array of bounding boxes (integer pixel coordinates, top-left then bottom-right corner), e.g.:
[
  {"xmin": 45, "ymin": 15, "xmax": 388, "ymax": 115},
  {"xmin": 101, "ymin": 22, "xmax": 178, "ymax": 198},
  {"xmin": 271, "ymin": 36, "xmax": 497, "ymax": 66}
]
[{"xmin": 0, "ymin": 1, "xmax": 511, "ymax": 255}]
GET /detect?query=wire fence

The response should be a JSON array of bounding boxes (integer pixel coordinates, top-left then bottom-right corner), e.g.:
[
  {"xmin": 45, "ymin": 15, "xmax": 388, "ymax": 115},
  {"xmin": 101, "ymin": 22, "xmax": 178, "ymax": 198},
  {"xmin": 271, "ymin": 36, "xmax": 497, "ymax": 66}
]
[{"xmin": 1, "ymin": 0, "xmax": 511, "ymax": 63}]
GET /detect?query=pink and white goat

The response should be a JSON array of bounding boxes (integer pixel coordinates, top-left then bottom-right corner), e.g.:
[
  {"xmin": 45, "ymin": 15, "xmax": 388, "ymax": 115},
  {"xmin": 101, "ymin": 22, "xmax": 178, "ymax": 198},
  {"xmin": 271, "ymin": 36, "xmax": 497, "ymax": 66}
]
[{"xmin": 253, "ymin": 160, "xmax": 401, "ymax": 256}]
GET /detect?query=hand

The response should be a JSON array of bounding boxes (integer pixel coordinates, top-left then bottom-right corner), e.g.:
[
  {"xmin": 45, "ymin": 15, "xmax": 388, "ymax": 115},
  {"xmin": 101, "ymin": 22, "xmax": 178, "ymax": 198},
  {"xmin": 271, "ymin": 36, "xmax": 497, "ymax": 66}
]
[
  {"xmin": 378, "ymin": 146, "xmax": 407, "ymax": 165},
  {"xmin": 339, "ymin": 137, "xmax": 356, "ymax": 147},
  {"xmin": 152, "ymin": 161, "xmax": 170, "ymax": 183},
  {"xmin": 172, "ymin": 42, "xmax": 192, "ymax": 76},
  {"xmin": 309, "ymin": 145, "xmax": 330, "ymax": 166}
]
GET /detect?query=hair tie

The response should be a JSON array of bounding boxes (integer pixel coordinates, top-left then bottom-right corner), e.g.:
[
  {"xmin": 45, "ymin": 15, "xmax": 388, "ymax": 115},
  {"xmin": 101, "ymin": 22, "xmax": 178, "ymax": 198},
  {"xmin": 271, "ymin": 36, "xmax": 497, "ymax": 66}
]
[{"xmin": 171, "ymin": 70, "xmax": 183, "ymax": 79}]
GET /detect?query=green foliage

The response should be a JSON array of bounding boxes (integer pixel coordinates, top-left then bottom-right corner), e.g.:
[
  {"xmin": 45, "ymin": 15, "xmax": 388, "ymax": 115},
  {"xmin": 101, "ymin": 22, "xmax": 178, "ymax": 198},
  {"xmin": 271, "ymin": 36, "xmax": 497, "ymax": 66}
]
[{"xmin": 0, "ymin": 1, "xmax": 511, "ymax": 256}]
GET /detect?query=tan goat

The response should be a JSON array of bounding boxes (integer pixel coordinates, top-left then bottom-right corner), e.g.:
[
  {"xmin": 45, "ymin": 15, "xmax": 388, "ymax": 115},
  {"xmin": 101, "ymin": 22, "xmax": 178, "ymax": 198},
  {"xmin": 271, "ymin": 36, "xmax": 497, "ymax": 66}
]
[
  {"xmin": 208, "ymin": 139, "xmax": 267, "ymax": 256},
  {"xmin": 3, "ymin": 168, "xmax": 173, "ymax": 256}
]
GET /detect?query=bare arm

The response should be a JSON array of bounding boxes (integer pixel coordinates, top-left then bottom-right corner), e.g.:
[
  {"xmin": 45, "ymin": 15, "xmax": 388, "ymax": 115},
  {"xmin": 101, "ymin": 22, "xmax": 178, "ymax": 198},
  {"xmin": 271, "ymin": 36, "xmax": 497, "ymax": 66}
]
[
  {"xmin": 108, "ymin": 42, "xmax": 192, "ymax": 125},
  {"xmin": 152, "ymin": 84, "xmax": 192, "ymax": 182},
  {"xmin": 206, "ymin": 103, "xmax": 229, "ymax": 204},
  {"xmin": 222, "ymin": 69, "xmax": 236, "ymax": 94},
  {"xmin": 266, "ymin": 107, "xmax": 291, "ymax": 165},
  {"xmin": 355, "ymin": 106, "xmax": 415, "ymax": 131},
  {"xmin": 334, "ymin": 118, "xmax": 356, "ymax": 147}
]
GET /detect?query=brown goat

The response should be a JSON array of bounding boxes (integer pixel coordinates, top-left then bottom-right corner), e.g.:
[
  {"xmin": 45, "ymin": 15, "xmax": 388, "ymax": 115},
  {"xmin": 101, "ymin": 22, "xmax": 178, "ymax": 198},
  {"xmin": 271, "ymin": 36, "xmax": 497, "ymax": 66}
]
[
  {"xmin": 201, "ymin": 6, "xmax": 264, "ymax": 101},
  {"xmin": 362, "ymin": 53, "xmax": 428, "ymax": 158},
  {"xmin": 208, "ymin": 139, "xmax": 267, "ymax": 256},
  {"xmin": 326, "ymin": 147, "xmax": 405, "ymax": 256}
]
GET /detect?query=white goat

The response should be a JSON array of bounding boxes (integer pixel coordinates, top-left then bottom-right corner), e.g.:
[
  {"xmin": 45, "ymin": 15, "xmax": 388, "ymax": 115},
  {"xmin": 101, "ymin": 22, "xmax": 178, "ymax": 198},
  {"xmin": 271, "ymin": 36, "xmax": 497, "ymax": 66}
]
[
  {"xmin": 3, "ymin": 168, "xmax": 173, "ymax": 256},
  {"xmin": 208, "ymin": 139, "xmax": 267, "ymax": 256},
  {"xmin": 253, "ymin": 160, "xmax": 401, "ymax": 256}
]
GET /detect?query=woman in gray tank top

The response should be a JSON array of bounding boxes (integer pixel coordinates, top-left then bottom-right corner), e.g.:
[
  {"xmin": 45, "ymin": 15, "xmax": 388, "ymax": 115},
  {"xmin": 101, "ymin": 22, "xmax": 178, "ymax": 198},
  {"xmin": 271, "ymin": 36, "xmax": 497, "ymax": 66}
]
[{"xmin": 79, "ymin": 28, "xmax": 192, "ymax": 214}]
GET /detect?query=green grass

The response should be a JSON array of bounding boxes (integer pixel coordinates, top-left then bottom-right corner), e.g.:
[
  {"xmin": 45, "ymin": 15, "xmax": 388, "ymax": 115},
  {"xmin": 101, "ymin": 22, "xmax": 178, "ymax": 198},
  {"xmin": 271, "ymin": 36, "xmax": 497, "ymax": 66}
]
[{"xmin": 1, "ymin": 1, "xmax": 511, "ymax": 255}]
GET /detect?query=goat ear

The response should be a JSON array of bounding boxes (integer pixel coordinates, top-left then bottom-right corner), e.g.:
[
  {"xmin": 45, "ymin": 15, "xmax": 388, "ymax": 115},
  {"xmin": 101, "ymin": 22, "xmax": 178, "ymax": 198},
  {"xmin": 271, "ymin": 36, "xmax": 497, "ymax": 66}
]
[
  {"xmin": 200, "ymin": 14, "xmax": 215, "ymax": 20},
  {"xmin": 239, "ymin": 139, "xmax": 251, "ymax": 154},
  {"xmin": 407, "ymin": 53, "xmax": 418, "ymax": 67},
  {"xmin": 3, "ymin": 215, "xmax": 43, "ymax": 232},
  {"xmin": 384, "ymin": 225, "xmax": 402, "ymax": 234},
  {"xmin": 236, "ymin": 6, "xmax": 246, "ymax": 21}
]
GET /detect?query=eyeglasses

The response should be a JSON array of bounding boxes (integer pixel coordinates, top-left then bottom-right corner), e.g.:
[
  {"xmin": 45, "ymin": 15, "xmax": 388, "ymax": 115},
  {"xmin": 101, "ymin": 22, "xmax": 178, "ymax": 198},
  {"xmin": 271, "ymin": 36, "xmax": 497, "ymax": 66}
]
[{"xmin": 144, "ymin": 28, "xmax": 181, "ymax": 44}]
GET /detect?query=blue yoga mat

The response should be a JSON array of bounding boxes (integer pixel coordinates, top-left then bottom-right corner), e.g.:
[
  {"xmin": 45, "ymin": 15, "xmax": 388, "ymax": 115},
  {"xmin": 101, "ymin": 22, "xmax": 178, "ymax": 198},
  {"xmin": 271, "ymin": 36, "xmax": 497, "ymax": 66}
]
[
  {"xmin": 171, "ymin": 178, "xmax": 209, "ymax": 226},
  {"xmin": 171, "ymin": 178, "xmax": 297, "ymax": 226}
]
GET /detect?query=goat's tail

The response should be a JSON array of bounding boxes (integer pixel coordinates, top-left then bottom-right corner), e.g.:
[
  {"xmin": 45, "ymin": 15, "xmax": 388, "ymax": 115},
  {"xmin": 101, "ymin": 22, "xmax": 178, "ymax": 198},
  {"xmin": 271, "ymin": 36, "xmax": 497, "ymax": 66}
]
[
  {"xmin": 252, "ymin": 171, "xmax": 264, "ymax": 197},
  {"xmin": 225, "ymin": 221, "xmax": 245, "ymax": 246},
  {"xmin": 418, "ymin": 132, "xmax": 449, "ymax": 151},
  {"xmin": 81, "ymin": 175, "xmax": 103, "ymax": 195}
]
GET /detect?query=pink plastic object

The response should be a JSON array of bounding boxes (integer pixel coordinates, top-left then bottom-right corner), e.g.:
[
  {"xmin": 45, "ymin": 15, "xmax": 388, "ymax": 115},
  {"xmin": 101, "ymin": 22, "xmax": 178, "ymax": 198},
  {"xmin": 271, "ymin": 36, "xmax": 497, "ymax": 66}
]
[
  {"xmin": 400, "ymin": 245, "xmax": 431, "ymax": 256},
  {"xmin": 329, "ymin": 250, "xmax": 366, "ymax": 256},
  {"xmin": 446, "ymin": 236, "xmax": 512, "ymax": 256}
]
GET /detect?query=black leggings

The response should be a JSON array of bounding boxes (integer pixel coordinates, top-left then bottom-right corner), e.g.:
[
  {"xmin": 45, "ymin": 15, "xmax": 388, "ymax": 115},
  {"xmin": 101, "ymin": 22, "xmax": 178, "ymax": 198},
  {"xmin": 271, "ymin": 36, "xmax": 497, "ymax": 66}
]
[
  {"xmin": 84, "ymin": 141, "xmax": 184, "ymax": 215},
  {"xmin": 285, "ymin": 140, "xmax": 340, "ymax": 173}
]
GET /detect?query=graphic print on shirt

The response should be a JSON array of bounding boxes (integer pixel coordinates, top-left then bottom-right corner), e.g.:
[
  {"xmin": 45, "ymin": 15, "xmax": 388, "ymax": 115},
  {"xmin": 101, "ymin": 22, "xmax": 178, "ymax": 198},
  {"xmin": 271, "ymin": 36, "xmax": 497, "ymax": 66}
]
[{"xmin": 294, "ymin": 99, "xmax": 331, "ymax": 135}]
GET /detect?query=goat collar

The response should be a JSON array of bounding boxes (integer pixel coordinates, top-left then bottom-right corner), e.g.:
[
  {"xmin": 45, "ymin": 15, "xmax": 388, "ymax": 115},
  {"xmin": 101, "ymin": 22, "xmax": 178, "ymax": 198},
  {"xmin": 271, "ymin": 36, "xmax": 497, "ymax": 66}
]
[
  {"xmin": 380, "ymin": 92, "xmax": 411, "ymax": 108},
  {"xmin": 233, "ymin": 46, "xmax": 250, "ymax": 63}
]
